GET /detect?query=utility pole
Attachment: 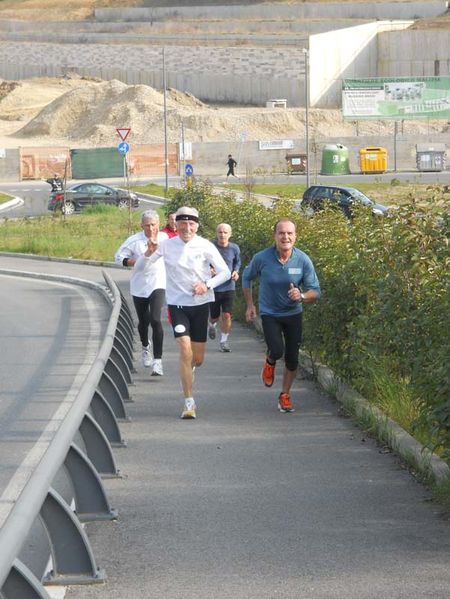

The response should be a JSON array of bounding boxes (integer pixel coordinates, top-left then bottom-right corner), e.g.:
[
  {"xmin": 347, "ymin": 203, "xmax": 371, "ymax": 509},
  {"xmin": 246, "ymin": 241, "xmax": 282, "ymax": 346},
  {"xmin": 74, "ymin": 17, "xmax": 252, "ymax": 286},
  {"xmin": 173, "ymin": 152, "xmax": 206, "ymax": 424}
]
[
  {"xmin": 162, "ymin": 47, "xmax": 169, "ymax": 193},
  {"xmin": 302, "ymin": 47, "xmax": 310, "ymax": 189},
  {"xmin": 181, "ymin": 121, "xmax": 186, "ymax": 185}
]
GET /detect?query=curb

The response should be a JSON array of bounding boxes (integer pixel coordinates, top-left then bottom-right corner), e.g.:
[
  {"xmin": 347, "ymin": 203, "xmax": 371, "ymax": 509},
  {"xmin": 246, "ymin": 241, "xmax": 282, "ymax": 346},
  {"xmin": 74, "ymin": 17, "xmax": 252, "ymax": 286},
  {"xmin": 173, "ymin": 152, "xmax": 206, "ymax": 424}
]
[
  {"xmin": 300, "ymin": 351, "xmax": 450, "ymax": 485},
  {"xmin": 0, "ymin": 197, "xmax": 24, "ymax": 213}
]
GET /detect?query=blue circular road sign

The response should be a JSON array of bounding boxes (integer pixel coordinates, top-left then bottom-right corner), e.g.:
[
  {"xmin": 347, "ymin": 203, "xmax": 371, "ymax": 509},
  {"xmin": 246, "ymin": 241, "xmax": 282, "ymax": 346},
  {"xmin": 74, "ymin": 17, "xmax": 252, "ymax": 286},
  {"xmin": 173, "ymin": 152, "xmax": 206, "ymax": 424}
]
[
  {"xmin": 185, "ymin": 163, "xmax": 194, "ymax": 176},
  {"xmin": 118, "ymin": 142, "xmax": 130, "ymax": 155}
]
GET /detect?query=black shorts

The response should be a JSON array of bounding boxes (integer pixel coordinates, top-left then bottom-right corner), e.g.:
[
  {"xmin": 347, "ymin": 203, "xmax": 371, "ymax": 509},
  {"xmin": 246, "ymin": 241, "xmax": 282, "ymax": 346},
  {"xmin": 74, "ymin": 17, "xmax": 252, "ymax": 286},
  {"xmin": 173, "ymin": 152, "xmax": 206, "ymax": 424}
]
[
  {"xmin": 168, "ymin": 303, "xmax": 210, "ymax": 342},
  {"xmin": 209, "ymin": 290, "xmax": 235, "ymax": 320}
]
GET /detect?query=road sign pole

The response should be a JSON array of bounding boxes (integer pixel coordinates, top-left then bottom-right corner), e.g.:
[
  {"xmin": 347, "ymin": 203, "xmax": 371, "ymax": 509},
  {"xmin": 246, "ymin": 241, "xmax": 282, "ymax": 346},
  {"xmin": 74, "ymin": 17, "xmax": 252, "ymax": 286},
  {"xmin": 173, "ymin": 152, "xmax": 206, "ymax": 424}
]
[
  {"xmin": 181, "ymin": 122, "xmax": 185, "ymax": 185},
  {"xmin": 184, "ymin": 163, "xmax": 194, "ymax": 187}
]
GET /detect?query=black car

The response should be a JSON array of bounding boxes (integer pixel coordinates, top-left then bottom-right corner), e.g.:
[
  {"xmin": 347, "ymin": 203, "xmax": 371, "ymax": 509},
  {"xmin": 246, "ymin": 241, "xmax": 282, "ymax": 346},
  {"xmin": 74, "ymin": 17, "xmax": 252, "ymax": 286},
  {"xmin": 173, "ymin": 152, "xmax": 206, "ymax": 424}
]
[
  {"xmin": 301, "ymin": 185, "xmax": 389, "ymax": 218},
  {"xmin": 47, "ymin": 182, "xmax": 139, "ymax": 214}
]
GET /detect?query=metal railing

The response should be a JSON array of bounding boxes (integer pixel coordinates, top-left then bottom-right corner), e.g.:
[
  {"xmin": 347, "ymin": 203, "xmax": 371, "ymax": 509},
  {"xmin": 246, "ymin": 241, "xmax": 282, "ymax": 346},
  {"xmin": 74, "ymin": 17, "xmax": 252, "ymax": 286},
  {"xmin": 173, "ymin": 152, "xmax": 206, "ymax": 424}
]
[{"xmin": 0, "ymin": 270, "xmax": 135, "ymax": 598}]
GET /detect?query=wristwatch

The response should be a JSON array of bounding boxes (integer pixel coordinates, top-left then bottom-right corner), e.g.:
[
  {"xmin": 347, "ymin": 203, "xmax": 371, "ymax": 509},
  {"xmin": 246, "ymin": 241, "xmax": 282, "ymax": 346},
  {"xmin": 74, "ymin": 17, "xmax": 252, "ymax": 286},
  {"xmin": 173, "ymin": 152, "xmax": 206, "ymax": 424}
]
[{"xmin": 300, "ymin": 293, "xmax": 305, "ymax": 301}]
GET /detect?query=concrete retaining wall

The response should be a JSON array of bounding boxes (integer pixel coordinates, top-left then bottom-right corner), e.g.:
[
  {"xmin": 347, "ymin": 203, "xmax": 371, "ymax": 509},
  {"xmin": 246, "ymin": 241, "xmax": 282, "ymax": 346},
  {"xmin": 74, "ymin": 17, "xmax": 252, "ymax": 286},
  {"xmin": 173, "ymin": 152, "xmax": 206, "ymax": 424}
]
[
  {"xmin": 309, "ymin": 21, "xmax": 415, "ymax": 107},
  {"xmin": 0, "ymin": 149, "xmax": 20, "ymax": 182},
  {"xmin": 0, "ymin": 42, "xmax": 306, "ymax": 106},
  {"xmin": 379, "ymin": 30, "xmax": 450, "ymax": 76},
  {"xmin": 191, "ymin": 134, "xmax": 450, "ymax": 176},
  {"xmin": 0, "ymin": 135, "xmax": 448, "ymax": 181},
  {"xmin": 95, "ymin": 2, "xmax": 447, "ymax": 21},
  {"xmin": 0, "ymin": 5, "xmax": 448, "ymax": 108},
  {"xmin": 0, "ymin": 18, "xmax": 369, "ymax": 36}
]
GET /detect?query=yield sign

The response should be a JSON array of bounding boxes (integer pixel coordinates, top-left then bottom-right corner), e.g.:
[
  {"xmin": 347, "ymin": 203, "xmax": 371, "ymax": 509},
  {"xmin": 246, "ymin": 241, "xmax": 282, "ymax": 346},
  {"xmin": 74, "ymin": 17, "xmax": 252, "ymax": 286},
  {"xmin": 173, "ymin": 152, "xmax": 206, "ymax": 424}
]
[{"xmin": 116, "ymin": 128, "xmax": 131, "ymax": 142}]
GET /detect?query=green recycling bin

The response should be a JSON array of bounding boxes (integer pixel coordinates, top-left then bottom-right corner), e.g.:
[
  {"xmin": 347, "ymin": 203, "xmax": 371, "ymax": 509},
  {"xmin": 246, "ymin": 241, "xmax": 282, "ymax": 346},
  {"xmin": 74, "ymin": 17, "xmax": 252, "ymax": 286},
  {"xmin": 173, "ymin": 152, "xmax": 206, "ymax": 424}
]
[{"xmin": 320, "ymin": 144, "xmax": 350, "ymax": 175}]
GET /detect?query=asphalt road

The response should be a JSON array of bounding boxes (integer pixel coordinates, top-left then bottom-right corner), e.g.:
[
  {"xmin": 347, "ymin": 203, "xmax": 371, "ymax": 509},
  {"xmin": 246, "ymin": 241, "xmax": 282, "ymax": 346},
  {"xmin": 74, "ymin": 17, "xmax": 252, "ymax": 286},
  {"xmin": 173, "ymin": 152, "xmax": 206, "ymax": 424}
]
[
  {"xmin": 1, "ymin": 170, "xmax": 450, "ymax": 218},
  {"xmin": 2, "ymin": 256, "xmax": 448, "ymax": 599},
  {"xmin": 0, "ymin": 270, "xmax": 112, "ymax": 529}
]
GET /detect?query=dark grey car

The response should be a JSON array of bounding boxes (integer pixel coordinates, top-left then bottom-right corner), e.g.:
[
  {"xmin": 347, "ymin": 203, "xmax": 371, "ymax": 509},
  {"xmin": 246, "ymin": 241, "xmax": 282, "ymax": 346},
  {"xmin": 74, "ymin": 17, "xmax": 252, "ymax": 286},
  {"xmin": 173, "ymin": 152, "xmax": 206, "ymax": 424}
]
[
  {"xmin": 301, "ymin": 185, "xmax": 389, "ymax": 218},
  {"xmin": 47, "ymin": 182, "xmax": 139, "ymax": 214}
]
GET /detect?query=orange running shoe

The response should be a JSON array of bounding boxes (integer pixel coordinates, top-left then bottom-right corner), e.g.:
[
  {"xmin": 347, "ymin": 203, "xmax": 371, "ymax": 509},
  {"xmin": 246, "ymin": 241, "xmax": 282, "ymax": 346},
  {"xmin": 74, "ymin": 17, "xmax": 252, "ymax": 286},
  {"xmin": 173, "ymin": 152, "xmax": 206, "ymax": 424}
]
[
  {"xmin": 261, "ymin": 359, "xmax": 275, "ymax": 387},
  {"xmin": 278, "ymin": 393, "xmax": 295, "ymax": 413}
]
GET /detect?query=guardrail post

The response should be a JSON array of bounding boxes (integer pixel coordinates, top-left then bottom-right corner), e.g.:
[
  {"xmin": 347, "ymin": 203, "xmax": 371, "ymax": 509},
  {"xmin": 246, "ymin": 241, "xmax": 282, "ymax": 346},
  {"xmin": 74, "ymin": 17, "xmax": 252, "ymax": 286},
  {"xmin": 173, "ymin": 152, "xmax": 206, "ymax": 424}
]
[
  {"xmin": 1, "ymin": 559, "xmax": 52, "ymax": 599},
  {"xmin": 114, "ymin": 327, "xmax": 135, "ymax": 370},
  {"xmin": 113, "ymin": 334, "xmax": 134, "ymax": 373},
  {"xmin": 90, "ymin": 389, "xmax": 126, "ymax": 447},
  {"xmin": 110, "ymin": 345, "xmax": 133, "ymax": 384},
  {"xmin": 79, "ymin": 412, "xmax": 120, "ymax": 477},
  {"xmin": 98, "ymin": 372, "xmax": 129, "ymax": 417},
  {"xmin": 118, "ymin": 289, "xmax": 133, "ymax": 322},
  {"xmin": 65, "ymin": 444, "xmax": 118, "ymax": 522},
  {"xmin": 118, "ymin": 297, "xmax": 135, "ymax": 337},
  {"xmin": 104, "ymin": 355, "xmax": 131, "ymax": 401},
  {"xmin": 40, "ymin": 489, "xmax": 105, "ymax": 586},
  {"xmin": 116, "ymin": 317, "xmax": 135, "ymax": 351}
]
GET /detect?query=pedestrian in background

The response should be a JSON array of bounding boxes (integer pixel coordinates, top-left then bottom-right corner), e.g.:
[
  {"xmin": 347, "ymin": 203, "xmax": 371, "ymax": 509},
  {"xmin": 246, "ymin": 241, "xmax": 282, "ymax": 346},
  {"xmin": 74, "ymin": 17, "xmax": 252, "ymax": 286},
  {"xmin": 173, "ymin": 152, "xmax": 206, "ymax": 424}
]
[
  {"xmin": 46, "ymin": 172, "xmax": 63, "ymax": 192},
  {"xmin": 135, "ymin": 206, "xmax": 231, "ymax": 419},
  {"xmin": 242, "ymin": 218, "xmax": 320, "ymax": 413},
  {"xmin": 208, "ymin": 223, "xmax": 241, "ymax": 352},
  {"xmin": 226, "ymin": 154, "xmax": 238, "ymax": 178},
  {"xmin": 161, "ymin": 211, "xmax": 178, "ymax": 238},
  {"xmin": 115, "ymin": 210, "xmax": 168, "ymax": 376}
]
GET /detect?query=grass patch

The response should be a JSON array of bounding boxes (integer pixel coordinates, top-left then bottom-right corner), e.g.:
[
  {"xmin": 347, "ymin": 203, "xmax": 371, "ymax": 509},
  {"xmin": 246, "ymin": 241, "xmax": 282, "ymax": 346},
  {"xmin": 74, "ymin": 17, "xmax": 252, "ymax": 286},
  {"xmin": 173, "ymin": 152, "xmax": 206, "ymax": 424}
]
[
  {"xmin": 432, "ymin": 478, "xmax": 450, "ymax": 512},
  {"xmin": 356, "ymin": 366, "xmax": 430, "ymax": 449},
  {"xmin": 0, "ymin": 207, "xmax": 142, "ymax": 261},
  {"xmin": 224, "ymin": 183, "xmax": 304, "ymax": 198},
  {"xmin": 130, "ymin": 182, "xmax": 174, "ymax": 197},
  {"xmin": 224, "ymin": 181, "xmax": 448, "ymax": 207},
  {"xmin": 0, "ymin": 193, "xmax": 12, "ymax": 205}
]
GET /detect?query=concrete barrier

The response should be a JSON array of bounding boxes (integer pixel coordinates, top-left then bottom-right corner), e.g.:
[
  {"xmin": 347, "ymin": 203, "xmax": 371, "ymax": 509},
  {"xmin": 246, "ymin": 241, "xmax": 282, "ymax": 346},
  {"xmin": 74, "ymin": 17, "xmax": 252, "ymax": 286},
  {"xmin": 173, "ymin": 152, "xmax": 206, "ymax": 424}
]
[
  {"xmin": 0, "ymin": 135, "xmax": 449, "ymax": 181},
  {"xmin": 95, "ymin": 2, "xmax": 447, "ymax": 22}
]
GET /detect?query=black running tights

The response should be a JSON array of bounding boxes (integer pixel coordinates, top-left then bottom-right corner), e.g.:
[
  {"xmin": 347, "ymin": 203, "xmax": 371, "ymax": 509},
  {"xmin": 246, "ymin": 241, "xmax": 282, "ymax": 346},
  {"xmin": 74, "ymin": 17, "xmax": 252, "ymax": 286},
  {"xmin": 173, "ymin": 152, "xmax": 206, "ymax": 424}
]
[{"xmin": 132, "ymin": 289, "xmax": 165, "ymax": 358}]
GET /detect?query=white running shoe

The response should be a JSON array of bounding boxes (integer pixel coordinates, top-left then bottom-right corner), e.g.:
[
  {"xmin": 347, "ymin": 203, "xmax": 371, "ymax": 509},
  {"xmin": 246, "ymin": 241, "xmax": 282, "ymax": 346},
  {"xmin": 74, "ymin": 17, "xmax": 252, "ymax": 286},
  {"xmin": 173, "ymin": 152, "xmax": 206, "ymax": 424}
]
[
  {"xmin": 151, "ymin": 359, "xmax": 164, "ymax": 376},
  {"xmin": 142, "ymin": 345, "xmax": 152, "ymax": 368},
  {"xmin": 181, "ymin": 399, "xmax": 196, "ymax": 419},
  {"xmin": 208, "ymin": 325, "xmax": 217, "ymax": 340}
]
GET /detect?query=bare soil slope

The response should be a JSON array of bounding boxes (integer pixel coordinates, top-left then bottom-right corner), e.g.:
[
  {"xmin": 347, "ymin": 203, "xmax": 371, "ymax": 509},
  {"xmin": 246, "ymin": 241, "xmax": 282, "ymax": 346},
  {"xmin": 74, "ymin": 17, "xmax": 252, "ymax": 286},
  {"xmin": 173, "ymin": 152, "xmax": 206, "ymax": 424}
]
[
  {"xmin": 0, "ymin": 0, "xmax": 444, "ymax": 24},
  {"xmin": 0, "ymin": 75, "xmax": 448, "ymax": 149}
]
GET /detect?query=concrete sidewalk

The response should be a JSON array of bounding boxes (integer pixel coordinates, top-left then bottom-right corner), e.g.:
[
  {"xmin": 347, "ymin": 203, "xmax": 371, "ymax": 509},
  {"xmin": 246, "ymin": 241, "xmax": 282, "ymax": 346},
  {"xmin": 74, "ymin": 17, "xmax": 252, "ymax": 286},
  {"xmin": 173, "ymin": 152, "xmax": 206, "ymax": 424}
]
[{"xmin": 67, "ymin": 306, "xmax": 450, "ymax": 598}]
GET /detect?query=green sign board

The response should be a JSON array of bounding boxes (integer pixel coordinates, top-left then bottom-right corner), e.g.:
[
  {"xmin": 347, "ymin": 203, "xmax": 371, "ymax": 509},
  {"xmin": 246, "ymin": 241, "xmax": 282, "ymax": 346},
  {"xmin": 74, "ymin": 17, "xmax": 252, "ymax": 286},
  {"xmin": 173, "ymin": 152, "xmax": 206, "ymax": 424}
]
[{"xmin": 342, "ymin": 77, "xmax": 450, "ymax": 120}]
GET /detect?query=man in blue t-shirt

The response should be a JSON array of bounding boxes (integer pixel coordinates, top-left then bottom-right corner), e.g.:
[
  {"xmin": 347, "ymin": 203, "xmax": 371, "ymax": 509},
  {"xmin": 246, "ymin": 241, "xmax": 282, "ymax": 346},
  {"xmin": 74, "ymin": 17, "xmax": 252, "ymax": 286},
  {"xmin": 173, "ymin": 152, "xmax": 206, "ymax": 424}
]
[
  {"xmin": 208, "ymin": 223, "xmax": 241, "ymax": 352},
  {"xmin": 242, "ymin": 218, "xmax": 320, "ymax": 413}
]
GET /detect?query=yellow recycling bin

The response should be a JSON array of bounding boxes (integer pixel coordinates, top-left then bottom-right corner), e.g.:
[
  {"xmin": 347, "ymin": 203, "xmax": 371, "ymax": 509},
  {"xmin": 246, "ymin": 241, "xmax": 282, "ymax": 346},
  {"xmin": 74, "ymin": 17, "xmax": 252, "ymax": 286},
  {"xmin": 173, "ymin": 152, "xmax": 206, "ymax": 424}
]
[{"xmin": 359, "ymin": 147, "xmax": 388, "ymax": 174}]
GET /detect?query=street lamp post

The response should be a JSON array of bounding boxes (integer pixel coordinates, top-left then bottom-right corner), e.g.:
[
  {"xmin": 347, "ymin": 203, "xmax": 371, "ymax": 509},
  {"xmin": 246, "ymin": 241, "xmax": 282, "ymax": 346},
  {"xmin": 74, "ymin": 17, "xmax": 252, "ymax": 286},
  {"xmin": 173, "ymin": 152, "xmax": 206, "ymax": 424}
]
[
  {"xmin": 302, "ymin": 47, "xmax": 310, "ymax": 188},
  {"xmin": 162, "ymin": 47, "xmax": 169, "ymax": 193}
]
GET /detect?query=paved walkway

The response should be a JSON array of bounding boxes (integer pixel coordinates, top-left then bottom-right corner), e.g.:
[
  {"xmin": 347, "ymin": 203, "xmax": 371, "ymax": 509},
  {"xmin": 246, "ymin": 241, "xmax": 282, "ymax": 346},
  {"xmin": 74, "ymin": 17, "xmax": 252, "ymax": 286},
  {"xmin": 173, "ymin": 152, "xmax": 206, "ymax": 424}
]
[
  {"xmin": 67, "ymin": 278, "xmax": 450, "ymax": 599},
  {"xmin": 1, "ymin": 255, "xmax": 449, "ymax": 599}
]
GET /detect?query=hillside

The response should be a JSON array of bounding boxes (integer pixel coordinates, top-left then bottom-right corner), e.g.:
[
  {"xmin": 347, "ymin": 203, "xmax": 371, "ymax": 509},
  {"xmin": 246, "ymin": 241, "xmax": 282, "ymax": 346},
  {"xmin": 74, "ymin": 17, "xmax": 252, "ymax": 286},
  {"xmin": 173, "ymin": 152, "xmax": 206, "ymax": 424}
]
[{"xmin": 0, "ymin": 0, "xmax": 447, "ymax": 24}]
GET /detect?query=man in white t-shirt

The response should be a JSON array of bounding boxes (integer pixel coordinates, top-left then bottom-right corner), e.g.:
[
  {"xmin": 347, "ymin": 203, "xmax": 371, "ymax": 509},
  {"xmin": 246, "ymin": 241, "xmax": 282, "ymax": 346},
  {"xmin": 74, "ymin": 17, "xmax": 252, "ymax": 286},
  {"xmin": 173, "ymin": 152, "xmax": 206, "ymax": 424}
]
[
  {"xmin": 115, "ymin": 210, "xmax": 168, "ymax": 376},
  {"xmin": 135, "ymin": 206, "xmax": 231, "ymax": 419}
]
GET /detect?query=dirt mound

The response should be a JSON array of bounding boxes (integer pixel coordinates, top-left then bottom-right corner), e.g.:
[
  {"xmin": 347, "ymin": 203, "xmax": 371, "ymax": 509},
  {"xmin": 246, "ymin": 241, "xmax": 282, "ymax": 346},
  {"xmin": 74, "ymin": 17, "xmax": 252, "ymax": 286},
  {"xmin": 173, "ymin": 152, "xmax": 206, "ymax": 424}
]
[{"xmin": 0, "ymin": 76, "xmax": 448, "ymax": 148}]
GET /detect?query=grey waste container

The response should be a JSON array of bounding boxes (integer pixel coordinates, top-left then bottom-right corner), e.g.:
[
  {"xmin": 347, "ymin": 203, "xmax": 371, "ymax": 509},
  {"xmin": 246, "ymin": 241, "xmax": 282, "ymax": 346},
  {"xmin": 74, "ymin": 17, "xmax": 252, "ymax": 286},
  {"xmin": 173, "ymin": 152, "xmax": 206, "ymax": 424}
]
[{"xmin": 416, "ymin": 144, "xmax": 446, "ymax": 172}]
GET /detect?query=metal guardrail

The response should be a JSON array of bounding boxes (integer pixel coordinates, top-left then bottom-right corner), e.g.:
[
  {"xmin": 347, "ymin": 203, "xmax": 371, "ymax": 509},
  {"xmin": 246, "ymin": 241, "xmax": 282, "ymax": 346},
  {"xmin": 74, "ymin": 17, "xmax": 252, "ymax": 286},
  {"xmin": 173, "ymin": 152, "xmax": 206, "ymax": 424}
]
[{"xmin": 0, "ymin": 270, "xmax": 135, "ymax": 598}]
